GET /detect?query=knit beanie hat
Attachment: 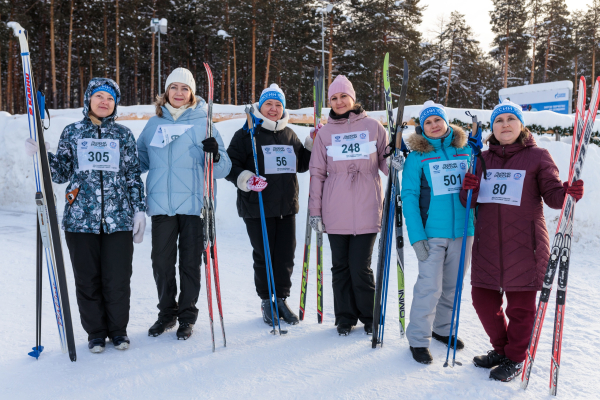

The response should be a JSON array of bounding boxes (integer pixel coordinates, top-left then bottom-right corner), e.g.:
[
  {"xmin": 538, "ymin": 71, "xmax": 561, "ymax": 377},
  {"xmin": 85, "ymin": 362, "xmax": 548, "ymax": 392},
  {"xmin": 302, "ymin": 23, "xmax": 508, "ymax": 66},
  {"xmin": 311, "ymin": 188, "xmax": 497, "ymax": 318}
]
[
  {"xmin": 491, "ymin": 99, "xmax": 525, "ymax": 127},
  {"xmin": 419, "ymin": 100, "xmax": 448, "ymax": 131},
  {"xmin": 165, "ymin": 67, "xmax": 196, "ymax": 94},
  {"xmin": 328, "ymin": 75, "xmax": 356, "ymax": 101},
  {"xmin": 91, "ymin": 84, "xmax": 117, "ymax": 101},
  {"xmin": 258, "ymin": 84, "xmax": 286, "ymax": 110}
]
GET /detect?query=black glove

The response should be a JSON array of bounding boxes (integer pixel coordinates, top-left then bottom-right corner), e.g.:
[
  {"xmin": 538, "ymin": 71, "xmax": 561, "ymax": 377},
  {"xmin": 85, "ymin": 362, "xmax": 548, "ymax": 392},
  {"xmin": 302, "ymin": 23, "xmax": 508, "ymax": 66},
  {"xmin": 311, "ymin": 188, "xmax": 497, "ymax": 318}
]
[{"xmin": 202, "ymin": 137, "xmax": 220, "ymax": 162}]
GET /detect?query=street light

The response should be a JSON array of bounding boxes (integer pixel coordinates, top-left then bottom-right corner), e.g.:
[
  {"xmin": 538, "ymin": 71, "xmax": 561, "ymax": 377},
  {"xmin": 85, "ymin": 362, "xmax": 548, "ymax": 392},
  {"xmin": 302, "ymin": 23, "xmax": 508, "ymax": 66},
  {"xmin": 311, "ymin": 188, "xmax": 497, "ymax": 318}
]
[{"xmin": 151, "ymin": 18, "xmax": 168, "ymax": 95}]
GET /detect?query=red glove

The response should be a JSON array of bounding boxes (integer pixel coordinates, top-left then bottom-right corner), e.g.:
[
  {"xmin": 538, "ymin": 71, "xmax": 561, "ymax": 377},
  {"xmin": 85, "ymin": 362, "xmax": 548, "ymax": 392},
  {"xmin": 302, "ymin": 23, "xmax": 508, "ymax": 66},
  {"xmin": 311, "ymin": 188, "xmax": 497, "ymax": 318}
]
[
  {"xmin": 563, "ymin": 179, "xmax": 584, "ymax": 201},
  {"xmin": 247, "ymin": 175, "xmax": 268, "ymax": 192},
  {"xmin": 462, "ymin": 172, "xmax": 480, "ymax": 191}
]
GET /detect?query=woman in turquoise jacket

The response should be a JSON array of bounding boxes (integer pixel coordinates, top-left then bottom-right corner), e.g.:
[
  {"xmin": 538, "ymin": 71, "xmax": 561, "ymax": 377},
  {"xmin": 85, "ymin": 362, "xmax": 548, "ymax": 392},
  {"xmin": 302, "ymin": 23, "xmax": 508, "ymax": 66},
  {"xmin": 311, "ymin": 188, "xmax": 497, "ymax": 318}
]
[
  {"xmin": 401, "ymin": 101, "xmax": 474, "ymax": 364},
  {"xmin": 137, "ymin": 68, "xmax": 231, "ymax": 340}
]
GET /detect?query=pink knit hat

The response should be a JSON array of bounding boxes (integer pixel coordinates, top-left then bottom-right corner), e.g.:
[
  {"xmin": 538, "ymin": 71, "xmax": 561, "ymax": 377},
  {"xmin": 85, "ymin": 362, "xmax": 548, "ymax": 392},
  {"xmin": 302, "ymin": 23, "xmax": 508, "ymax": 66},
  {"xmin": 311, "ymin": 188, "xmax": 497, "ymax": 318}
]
[{"xmin": 328, "ymin": 75, "xmax": 356, "ymax": 101}]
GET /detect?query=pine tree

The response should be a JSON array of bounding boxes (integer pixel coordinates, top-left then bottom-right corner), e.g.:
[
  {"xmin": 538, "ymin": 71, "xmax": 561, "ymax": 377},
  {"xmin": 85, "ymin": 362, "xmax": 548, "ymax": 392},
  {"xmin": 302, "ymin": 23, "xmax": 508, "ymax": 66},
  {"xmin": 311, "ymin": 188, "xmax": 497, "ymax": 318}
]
[{"xmin": 534, "ymin": 0, "xmax": 572, "ymax": 83}]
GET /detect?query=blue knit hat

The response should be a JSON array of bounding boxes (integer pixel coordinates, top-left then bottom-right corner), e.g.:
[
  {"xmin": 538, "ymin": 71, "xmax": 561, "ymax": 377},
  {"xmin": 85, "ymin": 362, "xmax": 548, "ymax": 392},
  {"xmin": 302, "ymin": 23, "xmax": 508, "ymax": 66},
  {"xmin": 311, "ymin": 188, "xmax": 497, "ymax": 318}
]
[
  {"xmin": 91, "ymin": 84, "xmax": 117, "ymax": 101},
  {"xmin": 258, "ymin": 84, "xmax": 286, "ymax": 110},
  {"xmin": 491, "ymin": 99, "xmax": 525, "ymax": 127},
  {"xmin": 419, "ymin": 101, "xmax": 448, "ymax": 131}
]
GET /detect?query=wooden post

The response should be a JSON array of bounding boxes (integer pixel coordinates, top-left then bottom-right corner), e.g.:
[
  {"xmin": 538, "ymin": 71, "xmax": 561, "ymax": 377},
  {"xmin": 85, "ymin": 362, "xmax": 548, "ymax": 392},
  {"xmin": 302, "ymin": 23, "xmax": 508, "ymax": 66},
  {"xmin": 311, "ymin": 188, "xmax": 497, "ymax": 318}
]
[
  {"xmin": 264, "ymin": 19, "xmax": 275, "ymax": 89},
  {"xmin": 233, "ymin": 37, "xmax": 238, "ymax": 105}
]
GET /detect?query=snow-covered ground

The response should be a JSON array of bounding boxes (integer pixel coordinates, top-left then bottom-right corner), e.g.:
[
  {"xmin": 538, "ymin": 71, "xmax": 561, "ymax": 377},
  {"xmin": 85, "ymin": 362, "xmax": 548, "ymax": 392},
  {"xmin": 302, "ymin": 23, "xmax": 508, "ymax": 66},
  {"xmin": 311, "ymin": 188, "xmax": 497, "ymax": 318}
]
[{"xmin": 0, "ymin": 106, "xmax": 599, "ymax": 399}]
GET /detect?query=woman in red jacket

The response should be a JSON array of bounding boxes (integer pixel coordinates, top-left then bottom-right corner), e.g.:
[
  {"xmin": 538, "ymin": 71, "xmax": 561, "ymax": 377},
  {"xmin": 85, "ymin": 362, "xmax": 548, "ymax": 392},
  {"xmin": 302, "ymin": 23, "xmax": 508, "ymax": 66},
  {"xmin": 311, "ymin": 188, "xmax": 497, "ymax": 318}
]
[{"xmin": 460, "ymin": 100, "xmax": 584, "ymax": 382}]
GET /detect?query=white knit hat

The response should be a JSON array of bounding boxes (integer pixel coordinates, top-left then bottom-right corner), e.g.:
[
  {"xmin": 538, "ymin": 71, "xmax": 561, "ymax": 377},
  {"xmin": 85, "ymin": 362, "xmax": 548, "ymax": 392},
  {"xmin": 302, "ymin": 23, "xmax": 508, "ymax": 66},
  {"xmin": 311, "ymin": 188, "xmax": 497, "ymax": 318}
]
[{"xmin": 165, "ymin": 67, "xmax": 196, "ymax": 94}]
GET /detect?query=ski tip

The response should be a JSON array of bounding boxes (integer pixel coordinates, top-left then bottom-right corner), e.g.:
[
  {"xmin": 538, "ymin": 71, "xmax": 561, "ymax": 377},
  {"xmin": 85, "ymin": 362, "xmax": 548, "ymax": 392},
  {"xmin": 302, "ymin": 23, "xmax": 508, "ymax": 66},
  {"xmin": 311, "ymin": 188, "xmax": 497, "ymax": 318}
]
[
  {"xmin": 7, "ymin": 22, "xmax": 25, "ymax": 36},
  {"xmin": 279, "ymin": 329, "xmax": 289, "ymax": 335},
  {"xmin": 443, "ymin": 361, "xmax": 450, "ymax": 368},
  {"xmin": 28, "ymin": 345, "xmax": 44, "ymax": 359},
  {"xmin": 454, "ymin": 360, "xmax": 463, "ymax": 366},
  {"xmin": 520, "ymin": 380, "xmax": 529, "ymax": 390}
]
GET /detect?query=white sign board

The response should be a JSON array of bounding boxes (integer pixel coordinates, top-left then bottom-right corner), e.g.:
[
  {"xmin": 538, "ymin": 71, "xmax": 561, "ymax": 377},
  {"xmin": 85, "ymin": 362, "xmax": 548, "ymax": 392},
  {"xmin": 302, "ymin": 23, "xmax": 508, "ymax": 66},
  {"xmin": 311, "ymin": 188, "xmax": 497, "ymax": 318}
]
[{"xmin": 499, "ymin": 81, "xmax": 573, "ymax": 115}]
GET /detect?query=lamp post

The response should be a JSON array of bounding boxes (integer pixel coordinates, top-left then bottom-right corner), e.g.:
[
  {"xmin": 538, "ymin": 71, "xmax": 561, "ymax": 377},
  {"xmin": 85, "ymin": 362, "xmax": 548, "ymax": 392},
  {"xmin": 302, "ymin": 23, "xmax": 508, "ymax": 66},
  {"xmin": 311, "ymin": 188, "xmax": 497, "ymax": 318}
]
[{"xmin": 151, "ymin": 18, "xmax": 168, "ymax": 95}]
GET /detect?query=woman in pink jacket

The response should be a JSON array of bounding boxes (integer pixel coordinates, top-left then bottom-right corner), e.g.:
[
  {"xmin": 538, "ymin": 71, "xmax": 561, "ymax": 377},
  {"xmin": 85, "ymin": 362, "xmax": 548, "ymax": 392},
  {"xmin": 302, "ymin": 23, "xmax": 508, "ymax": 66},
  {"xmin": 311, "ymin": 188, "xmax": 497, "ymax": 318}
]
[{"xmin": 308, "ymin": 75, "xmax": 389, "ymax": 335}]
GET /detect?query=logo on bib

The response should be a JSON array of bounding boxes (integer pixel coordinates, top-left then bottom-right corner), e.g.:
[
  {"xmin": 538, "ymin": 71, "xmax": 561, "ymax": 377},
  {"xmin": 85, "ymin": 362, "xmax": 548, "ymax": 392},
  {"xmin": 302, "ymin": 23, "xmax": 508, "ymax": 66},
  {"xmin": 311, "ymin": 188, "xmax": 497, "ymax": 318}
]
[
  {"xmin": 433, "ymin": 165, "xmax": 440, "ymax": 171},
  {"xmin": 286, "ymin": 147, "xmax": 293, "ymax": 153},
  {"xmin": 486, "ymin": 172, "xmax": 492, "ymax": 179},
  {"xmin": 81, "ymin": 141, "xmax": 88, "ymax": 149},
  {"xmin": 91, "ymin": 140, "xmax": 107, "ymax": 148},
  {"xmin": 460, "ymin": 162, "xmax": 466, "ymax": 169},
  {"xmin": 494, "ymin": 172, "xmax": 512, "ymax": 179},
  {"xmin": 334, "ymin": 135, "xmax": 341, "ymax": 142},
  {"xmin": 264, "ymin": 148, "xmax": 272, "ymax": 154},
  {"xmin": 514, "ymin": 173, "xmax": 523, "ymax": 180},
  {"xmin": 343, "ymin": 134, "xmax": 357, "ymax": 140},
  {"xmin": 109, "ymin": 142, "xmax": 117, "ymax": 149},
  {"xmin": 360, "ymin": 133, "xmax": 367, "ymax": 139}
]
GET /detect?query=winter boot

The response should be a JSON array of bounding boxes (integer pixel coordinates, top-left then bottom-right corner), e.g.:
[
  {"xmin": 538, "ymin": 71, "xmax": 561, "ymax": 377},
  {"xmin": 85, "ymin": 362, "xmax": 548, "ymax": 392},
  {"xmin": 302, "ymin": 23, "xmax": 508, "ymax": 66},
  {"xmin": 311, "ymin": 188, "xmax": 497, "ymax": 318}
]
[
  {"xmin": 88, "ymin": 338, "xmax": 106, "ymax": 353},
  {"xmin": 364, "ymin": 324, "xmax": 373, "ymax": 335},
  {"xmin": 489, "ymin": 358, "xmax": 523, "ymax": 382},
  {"xmin": 277, "ymin": 298, "xmax": 299, "ymax": 325},
  {"xmin": 112, "ymin": 336, "xmax": 130, "ymax": 350},
  {"xmin": 432, "ymin": 331, "xmax": 464, "ymax": 349},
  {"xmin": 148, "ymin": 316, "xmax": 177, "ymax": 337},
  {"xmin": 261, "ymin": 299, "xmax": 275, "ymax": 325},
  {"xmin": 177, "ymin": 322, "xmax": 194, "ymax": 340},
  {"xmin": 410, "ymin": 347, "xmax": 433, "ymax": 364},
  {"xmin": 473, "ymin": 350, "xmax": 506, "ymax": 369},
  {"xmin": 337, "ymin": 323, "xmax": 353, "ymax": 336}
]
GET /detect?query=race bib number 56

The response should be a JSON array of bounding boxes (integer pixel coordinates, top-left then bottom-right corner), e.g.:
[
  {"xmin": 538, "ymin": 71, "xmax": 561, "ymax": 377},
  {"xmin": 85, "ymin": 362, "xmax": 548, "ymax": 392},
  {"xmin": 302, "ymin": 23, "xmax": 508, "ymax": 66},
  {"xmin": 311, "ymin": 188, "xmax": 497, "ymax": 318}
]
[
  {"xmin": 77, "ymin": 139, "xmax": 120, "ymax": 172},
  {"xmin": 262, "ymin": 145, "xmax": 297, "ymax": 174},
  {"xmin": 429, "ymin": 160, "xmax": 468, "ymax": 196}
]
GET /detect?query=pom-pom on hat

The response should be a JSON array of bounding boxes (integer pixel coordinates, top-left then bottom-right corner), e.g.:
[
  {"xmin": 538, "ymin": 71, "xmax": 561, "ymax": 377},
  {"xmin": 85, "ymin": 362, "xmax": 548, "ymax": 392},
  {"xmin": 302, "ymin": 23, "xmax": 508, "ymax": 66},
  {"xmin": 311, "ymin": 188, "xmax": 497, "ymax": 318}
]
[
  {"xmin": 491, "ymin": 99, "xmax": 525, "ymax": 127},
  {"xmin": 419, "ymin": 101, "xmax": 448, "ymax": 131},
  {"xmin": 328, "ymin": 75, "xmax": 356, "ymax": 102},
  {"xmin": 258, "ymin": 84, "xmax": 286, "ymax": 110},
  {"xmin": 165, "ymin": 67, "xmax": 196, "ymax": 94},
  {"xmin": 91, "ymin": 84, "xmax": 117, "ymax": 101}
]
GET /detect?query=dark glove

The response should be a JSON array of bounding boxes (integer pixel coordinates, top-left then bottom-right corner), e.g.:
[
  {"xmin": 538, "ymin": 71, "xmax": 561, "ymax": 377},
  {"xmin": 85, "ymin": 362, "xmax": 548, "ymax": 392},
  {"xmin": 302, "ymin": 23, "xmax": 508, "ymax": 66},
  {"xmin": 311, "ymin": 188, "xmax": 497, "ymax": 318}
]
[
  {"xmin": 462, "ymin": 172, "xmax": 480, "ymax": 191},
  {"xmin": 202, "ymin": 137, "xmax": 220, "ymax": 162},
  {"xmin": 563, "ymin": 179, "xmax": 584, "ymax": 201}
]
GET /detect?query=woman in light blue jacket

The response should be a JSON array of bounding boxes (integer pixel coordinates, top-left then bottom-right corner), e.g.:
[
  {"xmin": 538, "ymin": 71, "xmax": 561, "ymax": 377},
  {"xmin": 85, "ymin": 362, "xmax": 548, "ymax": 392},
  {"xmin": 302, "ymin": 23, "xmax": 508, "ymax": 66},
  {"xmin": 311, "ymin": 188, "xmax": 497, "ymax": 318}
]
[
  {"xmin": 137, "ymin": 68, "xmax": 231, "ymax": 340},
  {"xmin": 401, "ymin": 101, "xmax": 474, "ymax": 364}
]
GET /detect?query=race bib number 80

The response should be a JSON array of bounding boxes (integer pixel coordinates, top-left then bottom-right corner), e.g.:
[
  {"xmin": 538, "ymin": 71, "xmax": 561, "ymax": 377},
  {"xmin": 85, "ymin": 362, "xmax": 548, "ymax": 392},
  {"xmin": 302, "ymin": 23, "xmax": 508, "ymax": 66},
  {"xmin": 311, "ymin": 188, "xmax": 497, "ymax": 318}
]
[
  {"xmin": 478, "ymin": 169, "xmax": 527, "ymax": 206},
  {"xmin": 77, "ymin": 139, "xmax": 120, "ymax": 172},
  {"xmin": 429, "ymin": 160, "xmax": 468, "ymax": 196}
]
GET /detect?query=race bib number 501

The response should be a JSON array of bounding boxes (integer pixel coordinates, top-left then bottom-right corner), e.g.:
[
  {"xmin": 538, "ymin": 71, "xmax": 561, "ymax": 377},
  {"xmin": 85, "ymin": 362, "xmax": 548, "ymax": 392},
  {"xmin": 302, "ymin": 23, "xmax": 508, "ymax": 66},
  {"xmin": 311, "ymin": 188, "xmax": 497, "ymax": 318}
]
[
  {"xmin": 429, "ymin": 160, "xmax": 468, "ymax": 196},
  {"xmin": 77, "ymin": 139, "xmax": 120, "ymax": 172}
]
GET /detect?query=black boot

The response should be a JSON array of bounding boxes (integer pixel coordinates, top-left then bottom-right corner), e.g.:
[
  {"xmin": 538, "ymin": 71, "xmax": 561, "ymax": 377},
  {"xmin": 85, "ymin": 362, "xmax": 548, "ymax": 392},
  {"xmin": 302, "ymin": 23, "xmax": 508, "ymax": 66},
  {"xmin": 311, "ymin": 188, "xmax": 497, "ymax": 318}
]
[
  {"xmin": 473, "ymin": 350, "xmax": 506, "ymax": 369},
  {"xmin": 432, "ymin": 331, "xmax": 464, "ymax": 349},
  {"xmin": 148, "ymin": 316, "xmax": 177, "ymax": 337},
  {"xmin": 88, "ymin": 338, "xmax": 106, "ymax": 353},
  {"xmin": 489, "ymin": 358, "xmax": 523, "ymax": 382},
  {"xmin": 337, "ymin": 323, "xmax": 353, "ymax": 336},
  {"xmin": 261, "ymin": 299, "xmax": 275, "ymax": 325},
  {"xmin": 277, "ymin": 298, "xmax": 299, "ymax": 325},
  {"xmin": 410, "ymin": 347, "xmax": 433, "ymax": 364},
  {"xmin": 177, "ymin": 322, "xmax": 194, "ymax": 340},
  {"xmin": 112, "ymin": 335, "xmax": 130, "ymax": 350},
  {"xmin": 364, "ymin": 324, "xmax": 373, "ymax": 335}
]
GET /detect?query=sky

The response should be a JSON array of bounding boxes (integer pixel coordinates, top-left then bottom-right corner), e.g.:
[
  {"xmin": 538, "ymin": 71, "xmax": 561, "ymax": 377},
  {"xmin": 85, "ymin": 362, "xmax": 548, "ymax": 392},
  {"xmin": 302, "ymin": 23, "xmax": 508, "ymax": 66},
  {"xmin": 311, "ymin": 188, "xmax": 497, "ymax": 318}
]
[{"xmin": 419, "ymin": 0, "xmax": 594, "ymax": 52}]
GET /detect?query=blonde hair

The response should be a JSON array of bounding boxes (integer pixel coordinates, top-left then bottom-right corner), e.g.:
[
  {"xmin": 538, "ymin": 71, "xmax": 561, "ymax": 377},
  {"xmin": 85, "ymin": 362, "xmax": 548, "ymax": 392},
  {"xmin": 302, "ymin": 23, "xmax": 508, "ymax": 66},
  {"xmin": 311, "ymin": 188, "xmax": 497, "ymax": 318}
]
[{"xmin": 154, "ymin": 89, "xmax": 197, "ymax": 117}]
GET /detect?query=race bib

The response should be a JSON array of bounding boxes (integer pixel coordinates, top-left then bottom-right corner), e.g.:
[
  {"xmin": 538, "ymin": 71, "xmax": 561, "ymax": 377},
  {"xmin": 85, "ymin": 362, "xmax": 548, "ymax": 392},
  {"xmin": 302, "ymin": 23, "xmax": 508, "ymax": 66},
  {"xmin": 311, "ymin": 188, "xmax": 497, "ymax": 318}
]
[
  {"xmin": 262, "ymin": 145, "xmax": 297, "ymax": 174},
  {"xmin": 478, "ymin": 169, "xmax": 526, "ymax": 206},
  {"xmin": 150, "ymin": 124, "xmax": 194, "ymax": 148},
  {"xmin": 77, "ymin": 139, "xmax": 120, "ymax": 172},
  {"xmin": 429, "ymin": 160, "xmax": 469, "ymax": 196},
  {"xmin": 327, "ymin": 131, "xmax": 377, "ymax": 161}
]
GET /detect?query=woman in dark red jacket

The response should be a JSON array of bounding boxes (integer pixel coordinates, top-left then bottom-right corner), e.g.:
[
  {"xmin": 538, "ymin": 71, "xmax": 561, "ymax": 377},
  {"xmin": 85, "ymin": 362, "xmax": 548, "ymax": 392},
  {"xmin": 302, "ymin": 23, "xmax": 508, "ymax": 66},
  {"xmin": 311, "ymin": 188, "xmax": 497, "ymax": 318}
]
[{"xmin": 460, "ymin": 100, "xmax": 584, "ymax": 382}]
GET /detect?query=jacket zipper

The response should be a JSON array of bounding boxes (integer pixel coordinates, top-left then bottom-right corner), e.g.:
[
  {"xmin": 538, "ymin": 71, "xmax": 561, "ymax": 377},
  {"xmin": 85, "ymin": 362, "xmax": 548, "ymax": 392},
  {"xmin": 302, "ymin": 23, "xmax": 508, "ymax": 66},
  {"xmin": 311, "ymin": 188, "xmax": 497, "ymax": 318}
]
[
  {"xmin": 439, "ymin": 137, "xmax": 455, "ymax": 239},
  {"xmin": 168, "ymin": 136, "xmax": 173, "ymax": 214},
  {"xmin": 98, "ymin": 126, "xmax": 105, "ymax": 233},
  {"xmin": 498, "ymin": 146, "xmax": 506, "ymax": 292},
  {"xmin": 347, "ymin": 117, "xmax": 356, "ymax": 235}
]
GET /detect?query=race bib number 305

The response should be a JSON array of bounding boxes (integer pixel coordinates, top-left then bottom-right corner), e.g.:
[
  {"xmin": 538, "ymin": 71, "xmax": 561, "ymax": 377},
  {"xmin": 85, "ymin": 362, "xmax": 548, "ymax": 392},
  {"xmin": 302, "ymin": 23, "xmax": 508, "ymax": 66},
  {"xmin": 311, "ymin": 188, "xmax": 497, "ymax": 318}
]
[
  {"xmin": 429, "ymin": 160, "xmax": 468, "ymax": 196},
  {"xmin": 262, "ymin": 145, "xmax": 297, "ymax": 174},
  {"xmin": 77, "ymin": 139, "xmax": 120, "ymax": 172},
  {"xmin": 478, "ymin": 169, "xmax": 526, "ymax": 206},
  {"xmin": 327, "ymin": 131, "xmax": 377, "ymax": 161}
]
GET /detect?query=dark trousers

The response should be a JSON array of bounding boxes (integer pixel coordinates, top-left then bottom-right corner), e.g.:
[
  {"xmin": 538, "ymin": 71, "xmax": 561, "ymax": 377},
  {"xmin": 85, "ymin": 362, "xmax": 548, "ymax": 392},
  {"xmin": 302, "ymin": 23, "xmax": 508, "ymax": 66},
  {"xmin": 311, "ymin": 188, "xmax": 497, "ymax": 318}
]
[
  {"xmin": 328, "ymin": 233, "xmax": 377, "ymax": 326},
  {"xmin": 151, "ymin": 215, "xmax": 204, "ymax": 324},
  {"xmin": 471, "ymin": 286, "xmax": 537, "ymax": 362},
  {"xmin": 243, "ymin": 215, "xmax": 296, "ymax": 299},
  {"xmin": 65, "ymin": 230, "xmax": 133, "ymax": 341}
]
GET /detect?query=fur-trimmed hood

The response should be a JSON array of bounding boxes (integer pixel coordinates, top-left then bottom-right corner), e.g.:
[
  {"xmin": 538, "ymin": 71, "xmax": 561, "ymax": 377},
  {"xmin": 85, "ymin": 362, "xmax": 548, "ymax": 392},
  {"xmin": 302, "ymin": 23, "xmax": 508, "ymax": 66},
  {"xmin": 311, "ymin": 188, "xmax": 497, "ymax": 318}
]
[{"xmin": 406, "ymin": 124, "xmax": 467, "ymax": 154}]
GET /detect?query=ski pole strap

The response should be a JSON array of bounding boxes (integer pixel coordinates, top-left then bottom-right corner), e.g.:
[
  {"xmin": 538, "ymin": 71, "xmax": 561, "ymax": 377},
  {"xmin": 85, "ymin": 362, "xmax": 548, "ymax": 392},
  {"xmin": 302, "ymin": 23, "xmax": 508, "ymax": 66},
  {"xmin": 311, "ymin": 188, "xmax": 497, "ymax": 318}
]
[{"xmin": 243, "ymin": 106, "xmax": 262, "ymax": 134}]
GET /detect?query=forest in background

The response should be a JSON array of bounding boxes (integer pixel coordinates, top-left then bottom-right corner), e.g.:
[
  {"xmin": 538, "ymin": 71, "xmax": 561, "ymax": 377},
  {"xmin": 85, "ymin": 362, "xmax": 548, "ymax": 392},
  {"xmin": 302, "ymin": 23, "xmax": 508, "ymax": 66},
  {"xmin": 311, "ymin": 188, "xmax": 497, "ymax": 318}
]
[{"xmin": 0, "ymin": 0, "xmax": 599, "ymax": 115}]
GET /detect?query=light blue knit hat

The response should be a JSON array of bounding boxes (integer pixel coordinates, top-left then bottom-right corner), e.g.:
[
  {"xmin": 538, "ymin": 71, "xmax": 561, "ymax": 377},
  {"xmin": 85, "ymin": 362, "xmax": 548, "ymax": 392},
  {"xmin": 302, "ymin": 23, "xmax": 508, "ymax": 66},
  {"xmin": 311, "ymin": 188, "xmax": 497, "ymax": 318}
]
[
  {"xmin": 491, "ymin": 99, "xmax": 525, "ymax": 127},
  {"xmin": 419, "ymin": 100, "xmax": 448, "ymax": 131},
  {"xmin": 258, "ymin": 84, "xmax": 286, "ymax": 110}
]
